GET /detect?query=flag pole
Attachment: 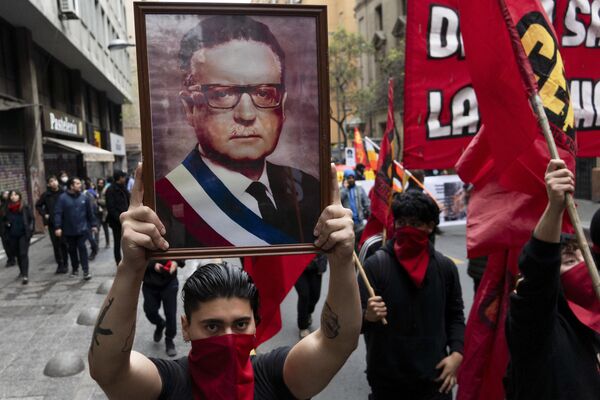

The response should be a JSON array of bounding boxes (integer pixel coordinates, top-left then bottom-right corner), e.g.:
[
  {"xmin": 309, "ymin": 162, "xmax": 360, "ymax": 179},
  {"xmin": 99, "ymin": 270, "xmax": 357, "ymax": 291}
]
[
  {"xmin": 364, "ymin": 136, "xmax": 443, "ymax": 209},
  {"xmin": 353, "ymin": 251, "xmax": 387, "ymax": 325},
  {"xmin": 531, "ymin": 94, "xmax": 600, "ymax": 302}
]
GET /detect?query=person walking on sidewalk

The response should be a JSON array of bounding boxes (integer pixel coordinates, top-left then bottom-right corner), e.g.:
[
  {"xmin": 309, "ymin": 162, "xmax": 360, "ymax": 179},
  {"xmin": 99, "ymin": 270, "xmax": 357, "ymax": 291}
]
[
  {"xmin": 1, "ymin": 190, "xmax": 17, "ymax": 268},
  {"xmin": 84, "ymin": 179, "xmax": 99, "ymax": 261},
  {"xmin": 295, "ymin": 253, "xmax": 327, "ymax": 338},
  {"xmin": 54, "ymin": 177, "xmax": 97, "ymax": 280},
  {"xmin": 96, "ymin": 178, "xmax": 110, "ymax": 248},
  {"xmin": 36, "ymin": 176, "xmax": 69, "ymax": 274},
  {"xmin": 105, "ymin": 170, "xmax": 129, "ymax": 265},
  {"xmin": 142, "ymin": 259, "xmax": 185, "ymax": 357},
  {"xmin": 1, "ymin": 191, "xmax": 34, "ymax": 284}
]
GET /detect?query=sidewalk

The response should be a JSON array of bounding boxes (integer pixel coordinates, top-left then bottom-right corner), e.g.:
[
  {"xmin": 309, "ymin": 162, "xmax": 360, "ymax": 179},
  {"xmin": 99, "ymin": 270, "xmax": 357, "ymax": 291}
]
[{"xmin": 0, "ymin": 233, "xmax": 199, "ymax": 400}]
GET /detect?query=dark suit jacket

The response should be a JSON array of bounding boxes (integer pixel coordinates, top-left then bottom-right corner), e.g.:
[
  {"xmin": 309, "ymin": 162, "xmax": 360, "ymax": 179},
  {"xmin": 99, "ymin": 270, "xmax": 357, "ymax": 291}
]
[{"xmin": 156, "ymin": 155, "xmax": 321, "ymax": 249}]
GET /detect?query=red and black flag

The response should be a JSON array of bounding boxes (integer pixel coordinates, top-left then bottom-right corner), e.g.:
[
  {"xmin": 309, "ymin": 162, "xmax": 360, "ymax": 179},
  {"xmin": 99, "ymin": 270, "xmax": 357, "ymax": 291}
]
[
  {"xmin": 360, "ymin": 78, "xmax": 398, "ymax": 246},
  {"xmin": 455, "ymin": 1, "xmax": 576, "ymax": 399}
]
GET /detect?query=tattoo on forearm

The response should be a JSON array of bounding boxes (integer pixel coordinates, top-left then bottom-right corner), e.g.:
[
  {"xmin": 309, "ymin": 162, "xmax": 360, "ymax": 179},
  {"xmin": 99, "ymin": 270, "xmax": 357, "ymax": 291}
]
[
  {"xmin": 121, "ymin": 323, "xmax": 135, "ymax": 353},
  {"xmin": 321, "ymin": 302, "xmax": 340, "ymax": 339},
  {"xmin": 90, "ymin": 297, "xmax": 115, "ymax": 354}
]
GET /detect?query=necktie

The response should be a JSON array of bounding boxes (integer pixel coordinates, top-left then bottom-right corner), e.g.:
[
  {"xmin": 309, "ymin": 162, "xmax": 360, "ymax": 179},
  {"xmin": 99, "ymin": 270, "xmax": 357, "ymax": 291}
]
[{"xmin": 246, "ymin": 182, "xmax": 279, "ymax": 228}]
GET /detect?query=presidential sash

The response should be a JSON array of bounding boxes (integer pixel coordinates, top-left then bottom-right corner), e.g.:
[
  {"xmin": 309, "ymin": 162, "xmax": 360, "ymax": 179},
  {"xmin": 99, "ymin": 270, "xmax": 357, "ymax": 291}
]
[{"xmin": 156, "ymin": 149, "xmax": 296, "ymax": 247}]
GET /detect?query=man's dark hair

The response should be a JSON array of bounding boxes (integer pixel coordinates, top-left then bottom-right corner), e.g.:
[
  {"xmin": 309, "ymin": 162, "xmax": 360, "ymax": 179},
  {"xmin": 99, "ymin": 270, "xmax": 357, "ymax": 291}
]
[
  {"xmin": 67, "ymin": 176, "xmax": 81, "ymax": 189},
  {"xmin": 113, "ymin": 170, "xmax": 127, "ymax": 182},
  {"xmin": 392, "ymin": 191, "xmax": 440, "ymax": 227},
  {"xmin": 46, "ymin": 175, "xmax": 57, "ymax": 183},
  {"xmin": 182, "ymin": 263, "xmax": 260, "ymax": 324},
  {"xmin": 179, "ymin": 15, "xmax": 286, "ymax": 83}
]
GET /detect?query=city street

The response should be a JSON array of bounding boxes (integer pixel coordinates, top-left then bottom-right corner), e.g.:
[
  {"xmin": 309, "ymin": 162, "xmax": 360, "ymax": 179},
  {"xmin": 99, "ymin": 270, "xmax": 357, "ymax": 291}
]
[{"xmin": 0, "ymin": 199, "xmax": 597, "ymax": 400}]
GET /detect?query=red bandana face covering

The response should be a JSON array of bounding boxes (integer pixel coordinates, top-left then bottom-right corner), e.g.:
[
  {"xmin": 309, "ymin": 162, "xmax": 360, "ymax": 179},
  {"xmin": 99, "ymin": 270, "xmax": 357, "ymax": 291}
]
[
  {"xmin": 561, "ymin": 261, "xmax": 600, "ymax": 334},
  {"xmin": 188, "ymin": 333, "xmax": 256, "ymax": 400},
  {"xmin": 393, "ymin": 226, "xmax": 431, "ymax": 288}
]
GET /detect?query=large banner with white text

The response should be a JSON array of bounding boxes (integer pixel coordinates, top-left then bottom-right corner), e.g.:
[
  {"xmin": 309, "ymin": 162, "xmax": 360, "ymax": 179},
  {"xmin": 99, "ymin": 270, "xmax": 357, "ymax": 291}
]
[{"xmin": 403, "ymin": 0, "xmax": 600, "ymax": 168}]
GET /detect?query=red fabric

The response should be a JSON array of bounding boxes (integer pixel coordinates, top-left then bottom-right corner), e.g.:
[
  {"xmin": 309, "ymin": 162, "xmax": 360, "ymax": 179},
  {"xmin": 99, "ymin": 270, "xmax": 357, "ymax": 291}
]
[
  {"xmin": 552, "ymin": 0, "xmax": 600, "ymax": 156},
  {"xmin": 455, "ymin": 1, "xmax": 576, "ymax": 399},
  {"xmin": 393, "ymin": 227, "xmax": 430, "ymax": 287},
  {"xmin": 561, "ymin": 261, "xmax": 600, "ymax": 334},
  {"xmin": 403, "ymin": 0, "xmax": 600, "ymax": 168},
  {"xmin": 188, "ymin": 334, "xmax": 255, "ymax": 400},
  {"xmin": 7, "ymin": 202, "xmax": 20, "ymax": 213},
  {"xmin": 243, "ymin": 254, "xmax": 315, "ymax": 345},
  {"xmin": 353, "ymin": 127, "xmax": 368, "ymax": 168},
  {"xmin": 155, "ymin": 177, "xmax": 233, "ymax": 247},
  {"xmin": 457, "ymin": 250, "xmax": 520, "ymax": 400},
  {"xmin": 362, "ymin": 79, "xmax": 396, "ymax": 249},
  {"xmin": 402, "ymin": 0, "xmax": 479, "ymax": 169}
]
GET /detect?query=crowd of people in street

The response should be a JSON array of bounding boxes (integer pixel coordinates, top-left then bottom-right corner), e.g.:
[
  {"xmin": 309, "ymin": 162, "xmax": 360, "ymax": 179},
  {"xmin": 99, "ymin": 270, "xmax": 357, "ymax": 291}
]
[
  {"xmin": 2, "ymin": 159, "xmax": 599, "ymax": 399},
  {"xmin": 0, "ymin": 169, "xmax": 133, "ymax": 284}
]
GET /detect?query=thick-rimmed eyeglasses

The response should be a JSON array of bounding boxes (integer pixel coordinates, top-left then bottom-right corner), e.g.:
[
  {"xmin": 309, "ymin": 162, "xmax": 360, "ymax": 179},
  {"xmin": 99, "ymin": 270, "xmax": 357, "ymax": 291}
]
[{"xmin": 185, "ymin": 84, "xmax": 285, "ymax": 109}]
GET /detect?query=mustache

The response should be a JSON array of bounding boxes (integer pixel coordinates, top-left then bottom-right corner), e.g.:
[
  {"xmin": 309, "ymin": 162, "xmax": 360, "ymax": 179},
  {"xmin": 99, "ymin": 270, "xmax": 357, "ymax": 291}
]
[{"xmin": 229, "ymin": 125, "xmax": 258, "ymax": 137}]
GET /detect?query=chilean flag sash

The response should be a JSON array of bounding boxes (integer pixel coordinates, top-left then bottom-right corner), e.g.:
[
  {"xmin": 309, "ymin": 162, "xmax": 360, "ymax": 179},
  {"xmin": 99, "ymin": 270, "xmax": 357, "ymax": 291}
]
[{"xmin": 155, "ymin": 149, "xmax": 296, "ymax": 247}]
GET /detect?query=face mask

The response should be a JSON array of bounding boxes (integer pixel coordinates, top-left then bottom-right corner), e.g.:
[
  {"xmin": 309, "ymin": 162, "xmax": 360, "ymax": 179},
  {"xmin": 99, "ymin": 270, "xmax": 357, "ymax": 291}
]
[
  {"xmin": 188, "ymin": 333, "xmax": 255, "ymax": 400},
  {"xmin": 60, "ymin": 176, "xmax": 68, "ymax": 183},
  {"xmin": 561, "ymin": 261, "xmax": 600, "ymax": 333},
  {"xmin": 393, "ymin": 226, "xmax": 431, "ymax": 287}
]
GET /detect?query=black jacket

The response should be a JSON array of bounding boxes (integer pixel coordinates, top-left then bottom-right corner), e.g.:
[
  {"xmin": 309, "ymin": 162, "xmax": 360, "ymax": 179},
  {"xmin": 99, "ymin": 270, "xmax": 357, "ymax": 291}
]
[
  {"xmin": 35, "ymin": 188, "xmax": 64, "ymax": 228},
  {"xmin": 1, "ymin": 205, "xmax": 34, "ymax": 239},
  {"xmin": 359, "ymin": 241, "xmax": 465, "ymax": 391},
  {"xmin": 105, "ymin": 183, "xmax": 130, "ymax": 227},
  {"xmin": 505, "ymin": 237, "xmax": 600, "ymax": 400}
]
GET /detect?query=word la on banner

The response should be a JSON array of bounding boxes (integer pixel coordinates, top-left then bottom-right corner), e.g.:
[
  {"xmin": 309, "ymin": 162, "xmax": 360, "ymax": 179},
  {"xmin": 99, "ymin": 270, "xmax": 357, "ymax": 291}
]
[{"xmin": 403, "ymin": 0, "xmax": 600, "ymax": 169}]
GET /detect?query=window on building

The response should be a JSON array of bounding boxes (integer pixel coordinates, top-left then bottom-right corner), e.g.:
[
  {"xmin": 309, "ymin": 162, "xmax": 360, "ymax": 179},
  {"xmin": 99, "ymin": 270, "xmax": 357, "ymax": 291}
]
[
  {"xmin": 49, "ymin": 61, "xmax": 72, "ymax": 113},
  {"xmin": 33, "ymin": 47, "xmax": 52, "ymax": 107},
  {"xmin": 375, "ymin": 4, "xmax": 383, "ymax": 31},
  {"xmin": 0, "ymin": 20, "xmax": 18, "ymax": 98}
]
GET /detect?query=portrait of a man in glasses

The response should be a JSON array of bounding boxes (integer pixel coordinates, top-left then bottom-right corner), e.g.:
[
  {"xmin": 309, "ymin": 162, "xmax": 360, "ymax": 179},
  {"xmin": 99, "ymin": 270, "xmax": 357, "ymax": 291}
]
[{"xmin": 154, "ymin": 15, "xmax": 321, "ymax": 249}]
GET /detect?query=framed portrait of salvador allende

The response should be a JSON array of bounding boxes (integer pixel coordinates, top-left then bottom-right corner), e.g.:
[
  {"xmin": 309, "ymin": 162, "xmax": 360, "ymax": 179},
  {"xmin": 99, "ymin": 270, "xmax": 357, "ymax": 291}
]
[{"xmin": 134, "ymin": 2, "xmax": 330, "ymax": 259}]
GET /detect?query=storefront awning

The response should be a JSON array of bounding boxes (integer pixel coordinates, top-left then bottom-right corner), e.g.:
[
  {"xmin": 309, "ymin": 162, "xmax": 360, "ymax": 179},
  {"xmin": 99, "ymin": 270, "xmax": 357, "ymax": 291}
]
[{"xmin": 44, "ymin": 137, "xmax": 115, "ymax": 162}]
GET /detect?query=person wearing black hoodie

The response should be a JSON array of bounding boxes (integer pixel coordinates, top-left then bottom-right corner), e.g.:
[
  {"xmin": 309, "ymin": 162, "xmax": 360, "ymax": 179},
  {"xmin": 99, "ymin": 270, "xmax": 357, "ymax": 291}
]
[
  {"xmin": 105, "ymin": 170, "xmax": 130, "ymax": 265},
  {"xmin": 359, "ymin": 191, "xmax": 465, "ymax": 399},
  {"xmin": 2, "ymin": 190, "xmax": 34, "ymax": 284},
  {"xmin": 504, "ymin": 159, "xmax": 600, "ymax": 399},
  {"xmin": 36, "ymin": 176, "xmax": 69, "ymax": 273}
]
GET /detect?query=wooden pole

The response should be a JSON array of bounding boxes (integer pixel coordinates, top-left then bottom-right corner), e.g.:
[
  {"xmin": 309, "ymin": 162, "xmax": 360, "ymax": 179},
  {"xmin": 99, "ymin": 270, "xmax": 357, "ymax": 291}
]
[
  {"xmin": 353, "ymin": 251, "xmax": 388, "ymax": 325},
  {"xmin": 531, "ymin": 94, "xmax": 600, "ymax": 302}
]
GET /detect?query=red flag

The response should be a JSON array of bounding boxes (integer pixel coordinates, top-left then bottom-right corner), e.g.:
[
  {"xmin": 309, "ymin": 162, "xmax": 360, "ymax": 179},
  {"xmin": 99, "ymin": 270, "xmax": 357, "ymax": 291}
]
[
  {"xmin": 360, "ymin": 79, "xmax": 396, "ymax": 247},
  {"xmin": 455, "ymin": 1, "xmax": 576, "ymax": 399},
  {"xmin": 243, "ymin": 254, "xmax": 314, "ymax": 345},
  {"xmin": 353, "ymin": 127, "xmax": 368, "ymax": 167}
]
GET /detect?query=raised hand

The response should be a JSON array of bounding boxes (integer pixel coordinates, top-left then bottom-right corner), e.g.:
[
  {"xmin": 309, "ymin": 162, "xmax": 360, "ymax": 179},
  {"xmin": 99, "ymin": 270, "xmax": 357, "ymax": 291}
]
[
  {"xmin": 119, "ymin": 163, "xmax": 168, "ymax": 271},
  {"xmin": 313, "ymin": 164, "xmax": 354, "ymax": 263}
]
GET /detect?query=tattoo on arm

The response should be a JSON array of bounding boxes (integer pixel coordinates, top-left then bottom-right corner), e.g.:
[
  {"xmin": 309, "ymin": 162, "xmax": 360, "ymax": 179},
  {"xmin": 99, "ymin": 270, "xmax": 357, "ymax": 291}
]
[
  {"xmin": 321, "ymin": 302, "xmax": 340, "ymax": 339},
  {"xmin": 90, "ymin": 297, "xmax": 115, "ymax": 354},
  {"xmin": 121, "ymin": 323, "xmax": 135, "ymax": 353}
]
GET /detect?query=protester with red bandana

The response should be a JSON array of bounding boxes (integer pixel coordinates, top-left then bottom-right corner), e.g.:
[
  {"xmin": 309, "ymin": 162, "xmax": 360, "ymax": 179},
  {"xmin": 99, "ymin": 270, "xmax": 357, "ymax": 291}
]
[
  {"xmin": 88, "ymin": 163, "xmax": 362, "ymax": 399},
  {"xmin": 504, "ymin": 159, "xmax": 600, "ymax": 399},
  {"xmin": 1, "ymin": 190, "xmax": 34, "ymax": 284},
  {"xmin": 359, "ymin": 191, "xmax": 465, "ymax": 399}
]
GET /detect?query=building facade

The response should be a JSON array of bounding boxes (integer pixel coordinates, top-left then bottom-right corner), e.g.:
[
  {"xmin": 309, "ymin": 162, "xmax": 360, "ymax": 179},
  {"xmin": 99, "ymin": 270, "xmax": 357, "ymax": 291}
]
[
  {"xmin": 0, "ymin": 0, "xmax": 131, "ymax": 229},
  {"xmin": 355, "ymin": 0, "xmax": 406, "ymax": 140}
]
